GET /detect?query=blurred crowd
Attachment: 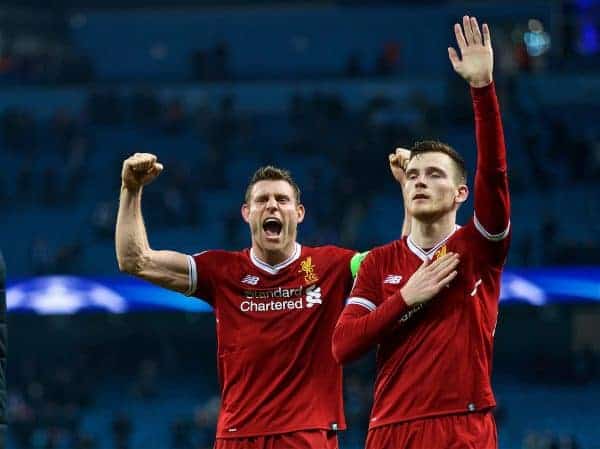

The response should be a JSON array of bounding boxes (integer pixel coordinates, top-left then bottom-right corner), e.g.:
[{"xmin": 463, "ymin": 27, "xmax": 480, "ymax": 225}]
[
  {"xmin": 2, "ymin": 74, "xmax": 599, "ymax": 274},
  {"xmin": 522, "ymin": 432, "xmax": 580, "ymax": 449},
  {"xmin": 6, "ymin": 313, "xmax": 598, "ymax": 449}
]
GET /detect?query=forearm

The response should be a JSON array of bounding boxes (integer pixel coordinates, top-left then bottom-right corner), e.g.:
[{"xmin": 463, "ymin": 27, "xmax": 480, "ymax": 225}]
[
  {"xmin": 471, "ymin": 82, "xmax": 510, "ymax": 233},
  {"xmin": 401, "ymin": 205, "xmax": 411, "ymax": 237},
  {"xmin": 332, "ymin": 292, "xmax": 409, "ymax": 363},
  {"xmin": 115, "ymin": 185, "xmax": 151, "ymax": 273},
  {"xmin": 472, "ymin": 82, "xmax": 506, "ymax": 172}
]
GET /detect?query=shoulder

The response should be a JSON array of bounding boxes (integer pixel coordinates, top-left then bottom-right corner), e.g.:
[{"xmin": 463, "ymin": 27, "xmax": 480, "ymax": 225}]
[
  {"xmin": 355, "ymin": 240, "xmax": 404, "ymax": 277},
  {"xmin": 455, "ymin": 221, "xmax": 510, "ymax": 267},
  {"xmin": 191, "ymin": 249, "xmax": 246, "ymax": 264},
  {"xmin": 306, "ymin": 245, "xmax": 356, "ymax": 261},
  {"xmin": 365, "ymin": 239, "xmax": 403, "ymax": 262}
]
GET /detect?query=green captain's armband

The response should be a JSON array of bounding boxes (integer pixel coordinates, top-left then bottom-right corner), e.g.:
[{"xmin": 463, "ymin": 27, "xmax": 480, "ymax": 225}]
[{"xmin": 350, "ymin": 251, "xmax": 369, "ymax": 278}]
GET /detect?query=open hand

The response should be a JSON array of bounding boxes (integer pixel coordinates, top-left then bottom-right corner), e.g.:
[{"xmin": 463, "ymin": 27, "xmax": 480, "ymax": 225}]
[
  {"xmin": 448, "ymin": 15, "xmax": 493, "ymax": 88},
  {"xmin": 400, "ymin": 253, "xmax": 460, "ymax": 307}
]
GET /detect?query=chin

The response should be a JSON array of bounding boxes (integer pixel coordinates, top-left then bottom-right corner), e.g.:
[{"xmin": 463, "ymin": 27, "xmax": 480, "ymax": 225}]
[
  {"xmin": 261, "ymin": 238, "xmax": 285, "ymax": 251},
  {"xmin": 411, "ymin": 208, "xmax": 443, "ymax": 223}
]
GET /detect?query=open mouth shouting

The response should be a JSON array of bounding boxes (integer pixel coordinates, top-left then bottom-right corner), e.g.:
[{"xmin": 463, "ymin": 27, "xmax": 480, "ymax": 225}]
[{"xmin": 262, "ymin": 217, "xmax": 283, "ymax": 241}]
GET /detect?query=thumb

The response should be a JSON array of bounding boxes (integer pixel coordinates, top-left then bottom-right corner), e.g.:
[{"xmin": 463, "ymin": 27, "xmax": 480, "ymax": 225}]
[
  {"xmin": 150, "ymin": 162, "xmax": 164, "ymax": 177},
  {"xmin": 448, "ymin": 47, "xmax": 461, "ymax": 70}
]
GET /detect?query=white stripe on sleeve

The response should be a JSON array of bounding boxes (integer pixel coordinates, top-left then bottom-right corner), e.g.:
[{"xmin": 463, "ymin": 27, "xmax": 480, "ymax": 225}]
[
  {"xmin": 346, "ymin": 297, "xmax": 377, "ymax": 312},
  {"xmin": 185, "ymin": 255, "xmax": 198, "ymax": 296},
  {"xmin": 474, "ymin": 214, "xmax": 511, "ymax": 242}
]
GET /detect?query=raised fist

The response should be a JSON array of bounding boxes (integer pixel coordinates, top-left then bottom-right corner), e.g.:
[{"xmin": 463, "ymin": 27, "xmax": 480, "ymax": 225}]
[
  {"xmin": 121, "ymin": 153, "xmax": 164, "ymax": 190},
  {"xmin": 389, "ymin": 147, "xmax": 411, "ymax": 187}
]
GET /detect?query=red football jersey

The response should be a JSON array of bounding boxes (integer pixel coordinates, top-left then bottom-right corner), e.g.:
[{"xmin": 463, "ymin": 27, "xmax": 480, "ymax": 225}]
[
  {"xmin": 188, "ymin": 244, "xmax": 355, "ymax": 438},
  {"xmin": 338, "ymin": 83, "xmax": 510, "ymax": 430}
]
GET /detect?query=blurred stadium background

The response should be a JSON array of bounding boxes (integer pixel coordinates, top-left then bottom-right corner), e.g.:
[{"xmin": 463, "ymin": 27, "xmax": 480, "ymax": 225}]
[{"xmin": 1, "ymin": 0, "xmax": 600, "ymax": 448}]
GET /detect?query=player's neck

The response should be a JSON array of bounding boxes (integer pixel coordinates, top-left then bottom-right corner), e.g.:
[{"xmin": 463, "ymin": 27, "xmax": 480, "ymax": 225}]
[
  {"xmin": 251, "ymin": 242, "xmax": 298, "ymax": 267},
  {"xmin": 409, "ymin": 214, "xmax": 457, "ymax": 250}
]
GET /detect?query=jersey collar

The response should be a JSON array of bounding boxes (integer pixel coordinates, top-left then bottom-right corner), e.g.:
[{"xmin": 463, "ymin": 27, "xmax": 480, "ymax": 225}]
[
  {"xmin": 250, "ymin": 243, "xmax": 302, "ymax": 275},
  {"xmin": 406, "ymin": 225, "xmax": 460, "ymax": 261}
]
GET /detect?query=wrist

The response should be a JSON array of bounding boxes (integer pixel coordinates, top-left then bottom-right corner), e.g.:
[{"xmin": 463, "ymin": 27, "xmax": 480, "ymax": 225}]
[
  {"xmin": 121, "ymin": 182, "xmax": 142, "ymax": 194},
  {"xmin": 469, "ymin": 78, "xmax": 493, "ymax": 89},
  {"xmin": 399, "ymin": 286, "xmax": 414, "ymax": 307}
]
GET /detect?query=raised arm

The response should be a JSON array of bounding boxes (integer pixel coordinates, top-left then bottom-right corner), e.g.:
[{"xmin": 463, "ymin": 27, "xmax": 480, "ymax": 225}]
[
  {"xmin": 115, "ymin": 153, "xmax": 192, "ymax": 294},
  {"xmin": 449, "ymin": 16, "xmax": 510, "ymax": 241},
  {"xmin": 388, "ymin": 147, "xmax": 412, "ymax": 237}
]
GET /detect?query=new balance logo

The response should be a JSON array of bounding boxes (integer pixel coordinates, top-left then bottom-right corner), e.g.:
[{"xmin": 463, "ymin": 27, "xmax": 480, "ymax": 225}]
[
  {"xmin": 383, "ymin": 275, "xmax": 403, "ymax": 284},
  {"xmin": 241, "ymin": 275, "xmax": 260, "ymax": 285},
  {"xmin": 306, "ymin": 285, "xmax": 322, "ymax": 308}
]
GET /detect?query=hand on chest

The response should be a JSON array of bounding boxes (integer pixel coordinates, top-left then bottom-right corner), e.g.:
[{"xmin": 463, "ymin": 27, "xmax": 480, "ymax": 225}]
[{"xmin": 382, "ymin": 244, "xmax": 480, "ymax": 305}]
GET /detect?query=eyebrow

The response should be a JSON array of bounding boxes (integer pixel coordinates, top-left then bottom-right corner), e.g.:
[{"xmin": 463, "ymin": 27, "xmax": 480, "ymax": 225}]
[
  {"xmin": 407, "ymin": 166, "xmax": 448, "ymax": 175},
  {"xmin": 254, "ymin": 193, "xmax": 291, "ymax": 200}
]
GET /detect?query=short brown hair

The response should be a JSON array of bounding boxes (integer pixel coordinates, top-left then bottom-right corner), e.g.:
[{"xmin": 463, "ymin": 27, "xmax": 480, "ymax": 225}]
[
  {"xmin": 409, "ymin": 140, "xmax": 467, "ymax": 183},
  {"xmin": 244, "ymin": 166, "xmax": 301, "ymax": 203}
]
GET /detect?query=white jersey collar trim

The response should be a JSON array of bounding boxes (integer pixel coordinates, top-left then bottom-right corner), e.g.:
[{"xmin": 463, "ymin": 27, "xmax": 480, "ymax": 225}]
[
  {"xmin": 407, "ymin": 225, "xmax": 460, "ymax": 261},
  {"xmin": 250, "ymin": 243, "xmax": 302, "ymax": 274}
]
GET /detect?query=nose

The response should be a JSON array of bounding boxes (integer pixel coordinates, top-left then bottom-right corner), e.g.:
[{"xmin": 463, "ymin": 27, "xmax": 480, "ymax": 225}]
[
  {"xmin": 266, "ymin": 196, "xmax": 278, "ymax": 210},
  {"xmin": 415, "ymin": 178, "xmax": 427, "ymax": 189}
]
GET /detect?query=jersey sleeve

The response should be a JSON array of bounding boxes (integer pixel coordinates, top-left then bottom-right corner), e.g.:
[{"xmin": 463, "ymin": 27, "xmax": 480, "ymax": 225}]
[
  {"xmin": 347, "ymin": 250, "xmax": 381, "ymax": 310},
  {"xmin": 332, "ymin": 250, "xmax": 410, "ymax": 364},
  {"xmin": 186, "ymin": 250, "xmax": 222, "ymax": 306},
  {"xmin": 471, "ymin": 82, "xmax": 511, "ymax": 266},
  {"xmin": 323, "ymin": 246, "xmax": 362, "ymax": 299}
]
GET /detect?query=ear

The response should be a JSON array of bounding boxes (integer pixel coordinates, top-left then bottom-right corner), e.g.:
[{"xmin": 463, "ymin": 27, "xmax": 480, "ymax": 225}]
[
  {"xmin": 241, "ymin": 203, "xmax": 250, "ymax": 223},
  {"xmin": 296, "ymin": 203, "xmax": 305, "ymax": 224},
  {"xmin": 455, "ymin": 184, "xmax": 469, "ymax": 205}
]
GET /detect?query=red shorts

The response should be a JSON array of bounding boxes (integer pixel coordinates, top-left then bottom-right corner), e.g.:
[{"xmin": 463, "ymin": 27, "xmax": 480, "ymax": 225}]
[
  {"xmin": 215, "ymin": 430, "xmax": 338, "ymax": 449},
  {"xmin": 365, "ymin": 411, "xmax": 497, "ymax": 449}
]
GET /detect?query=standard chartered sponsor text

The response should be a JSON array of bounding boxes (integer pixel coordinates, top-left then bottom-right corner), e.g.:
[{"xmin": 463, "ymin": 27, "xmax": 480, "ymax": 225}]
[
  {"xmin": 241, "ymin": 286, "xmax": 315, "ymax": 312},
  {"xmin": 241, "ymin": 299, "xmax": 304, "ymax": 312}
]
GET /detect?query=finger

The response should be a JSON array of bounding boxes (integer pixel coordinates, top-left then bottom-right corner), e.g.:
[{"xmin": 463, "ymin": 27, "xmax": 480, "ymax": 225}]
[
  {"xmin": 430, "ymin": 253, "xmax": 459, "ymax": 274},
  {"xmin": 396, "ymin": 148, "xmax": 411, "ymax": 161},
  {"xmin": 134, "ymin": 157, "xmax": 157, "ymax": 172},
  {"xmin": 482, "ymin": 23, "xmax": 491, "ymax": 48},
  {"xmin": 430, "ymin": 252, "xmax": 457, "ymax": 266},
  {"xmin": 471, "ymin": 16, "xmax": 482, "ymax": 45},
  {"xmin": 137, "ymin": 158, "xmax": 154, "ymax": 171},
  {"xmin": 433, "ymin": 257, "xmax": 460, "ymax": 280},
  {"xmin": 396, "ymin": 148, "xmax": 410, "ymax": 167},
  {"xmin": 389, "ymin": 154, "xmax": 402, "ymax": 170},
  {"xmin": 454, "ymin": 23, "xmax": 467, "ymax": 52},
  {"xmin": 437, "ymin": 270, "xmax": 458, "ymax": 289},
  {"xmin": 448, "ymin": 47, "xmax": 461, "ymax": 70},
  {"xmin": 462, "ymin": 15, "xmax": 474, "ymax": 45}
]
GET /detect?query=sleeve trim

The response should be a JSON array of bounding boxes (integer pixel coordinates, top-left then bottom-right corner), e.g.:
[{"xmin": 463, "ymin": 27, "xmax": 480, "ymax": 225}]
[
  {"xmin": 346, "ymin": 297, "xmax": 376, "ymax": 312},
  {"xmin": 474, "ymin": 213, "xmax": 510, "ymax": 242},
  {"xmin": 185, "ymin": 255, "xmax": 197, "ymax": 296}
]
